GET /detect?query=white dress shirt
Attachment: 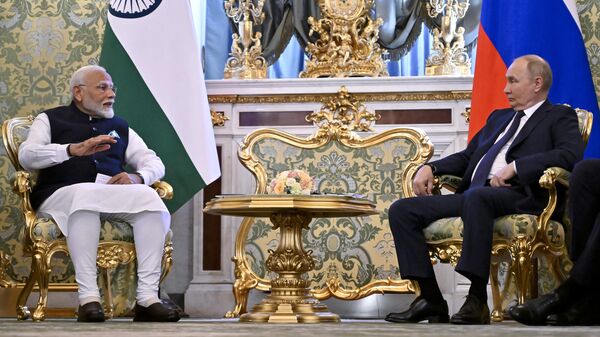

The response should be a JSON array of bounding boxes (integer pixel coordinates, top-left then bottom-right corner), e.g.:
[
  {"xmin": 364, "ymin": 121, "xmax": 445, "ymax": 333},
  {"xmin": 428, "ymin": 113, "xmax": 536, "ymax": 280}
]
[{"xmin": 472, "ymin": 100, "xmax": 544, "ymax": 181}]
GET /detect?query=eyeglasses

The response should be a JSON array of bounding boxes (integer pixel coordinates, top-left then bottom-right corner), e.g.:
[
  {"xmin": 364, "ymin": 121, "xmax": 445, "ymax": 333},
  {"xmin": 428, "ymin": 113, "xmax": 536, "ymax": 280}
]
[{"xmin": 77, "ymin": 83, "xmax": 117, "ymax": 94}]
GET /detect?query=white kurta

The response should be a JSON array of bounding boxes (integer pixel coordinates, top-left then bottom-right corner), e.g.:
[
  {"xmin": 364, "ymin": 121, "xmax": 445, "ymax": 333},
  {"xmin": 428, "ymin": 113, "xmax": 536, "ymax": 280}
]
[{"xmin": 19, "ymin": 113, "xmax": 169, "ymax": 236}]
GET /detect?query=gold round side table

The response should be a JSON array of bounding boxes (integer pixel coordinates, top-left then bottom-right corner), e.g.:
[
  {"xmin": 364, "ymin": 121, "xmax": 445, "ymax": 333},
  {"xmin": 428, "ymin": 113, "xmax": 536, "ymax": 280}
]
[{"xmin": 204, "ymin": 194, "xmax": 378, "ymax": 323}]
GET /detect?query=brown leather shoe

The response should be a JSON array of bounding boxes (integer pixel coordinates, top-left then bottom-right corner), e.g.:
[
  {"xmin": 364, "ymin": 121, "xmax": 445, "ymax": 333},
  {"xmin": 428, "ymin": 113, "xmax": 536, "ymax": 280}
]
[
  {"xmin": 133, "ymin": 301, "xmax": 180, "ymax": 322},
  {"xmin": 385, "ymin": 296, "xmax": 449, "ymax": 323},
  {"xmin": 77, "ymin": 301, "xmax": 105, "ymax": 322},
  {"xmin": 450, "ymin": 295, "xmax": 490, "ymax": 325}
]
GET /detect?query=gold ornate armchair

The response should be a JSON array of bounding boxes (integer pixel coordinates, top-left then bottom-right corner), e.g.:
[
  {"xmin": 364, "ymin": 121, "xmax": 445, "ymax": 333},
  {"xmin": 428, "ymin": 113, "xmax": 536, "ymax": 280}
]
[
  {"xmin": 226, "ymin": 87, "xmax": 433, "ymax": 317},
  {"xmin": 424, "ymin": 108, "xmax": 593, "ymax": 322},
  {"xmin": 1, "ymin": 116, "xmax": 175, "ymax": 321}
]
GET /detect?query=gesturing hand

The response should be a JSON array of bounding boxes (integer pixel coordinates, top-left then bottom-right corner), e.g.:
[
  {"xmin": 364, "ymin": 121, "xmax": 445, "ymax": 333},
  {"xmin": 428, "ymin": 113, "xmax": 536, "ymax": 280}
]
[
  {"xmin": 69, "ymin": 135, "xmax": 116, "ymax": 157},
  {"xmin": 413, "ymin": 165, "xmax": 435, "ymax": 196}
]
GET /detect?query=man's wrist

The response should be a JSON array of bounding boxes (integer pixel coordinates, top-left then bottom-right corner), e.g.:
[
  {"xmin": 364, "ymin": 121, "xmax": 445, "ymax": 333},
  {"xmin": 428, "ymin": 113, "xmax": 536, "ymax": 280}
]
[
  {"xmin": 134, "ymin": 172, "xmax": 145, "ymax": 184},
  {"xmin": 423, "ymin": 163, "xmax": 437, "ymax": 175},
  {"xmin": 66, "ymin": 144, "xmax": 73, "ymax": 157}
]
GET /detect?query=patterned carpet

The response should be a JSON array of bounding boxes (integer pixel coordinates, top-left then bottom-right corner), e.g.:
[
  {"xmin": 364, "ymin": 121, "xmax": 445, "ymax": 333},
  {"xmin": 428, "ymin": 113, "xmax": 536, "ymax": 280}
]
[{"xmin": 1, "ymin": 319, "xmax": 599, "ymax": 337}]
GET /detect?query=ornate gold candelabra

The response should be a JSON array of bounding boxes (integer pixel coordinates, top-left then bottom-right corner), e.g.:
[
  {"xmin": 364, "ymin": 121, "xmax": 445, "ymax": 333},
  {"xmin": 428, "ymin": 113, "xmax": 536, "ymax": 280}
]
[
  {"xmin": 223, "ymin": 0, "xmax": 267, "ymax": 79},
  {"xmin": 425, "ymin": 0, "xmax": 471, "ymax": 76},
  {"xmin": 300, "ymin": 0, "xmax": 388, "ymax": 78}
]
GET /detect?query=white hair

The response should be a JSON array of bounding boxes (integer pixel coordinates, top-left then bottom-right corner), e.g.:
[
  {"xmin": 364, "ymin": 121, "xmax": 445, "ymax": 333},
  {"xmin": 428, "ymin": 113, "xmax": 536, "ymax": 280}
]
[{"xmin": 69, "ymin": 65, "xmax": 108, "ymax": 99}]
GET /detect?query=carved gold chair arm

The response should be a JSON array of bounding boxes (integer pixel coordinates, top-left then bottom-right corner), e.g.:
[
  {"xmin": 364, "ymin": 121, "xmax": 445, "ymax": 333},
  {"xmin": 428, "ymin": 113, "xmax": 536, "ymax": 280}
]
[
  {"xmin": 432, "ymin": 174, "xmax": 462, "ymax": 194},
  {"xmin": 152, "ymin": 180, "xmax": 173, "ymax": 200},
  {"xmin": 536, "ymin": 167, "xmax": 571, "ymax": 245},
  {"xmin": 539, "ymin": 167, "xmax": 570, "ymax": 190},
  {"xmin": 13, "ymin": 170, "xmax": 32, "ymax": 195}
]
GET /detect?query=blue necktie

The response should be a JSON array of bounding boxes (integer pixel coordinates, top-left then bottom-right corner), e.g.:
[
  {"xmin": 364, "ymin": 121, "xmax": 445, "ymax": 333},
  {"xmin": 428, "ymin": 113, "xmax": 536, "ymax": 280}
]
[{"xmin": 470, "ymin": 110, "xmax": 525, "ymax": 188}]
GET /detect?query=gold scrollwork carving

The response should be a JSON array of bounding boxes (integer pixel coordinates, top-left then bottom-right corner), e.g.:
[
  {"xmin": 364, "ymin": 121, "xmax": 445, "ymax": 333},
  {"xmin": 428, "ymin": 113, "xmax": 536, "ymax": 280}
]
[
  {"xmin": 211, "ymin": 109, "xmax": 229, "ymax": 127},
  {"xmin": 429, "ymin": 243, "xmax": 462, "ymax": 266},
  {"xmin": 306, "ymin": 86, "xmax": 380, "ymax": 142},
  {"xmin": 0, "ymin": 251, "xmax": 16, "ymax": 288},
  {"xmin": 152, "ymin": 180, "xmax": 174, "ymax": 200},
  {"xmin": 300, "ymin": 0, "xmax": 387, "ymax": 78},
  {"xmin": 225, "ymin": 256, "xmax": 260, "ymax": 318},
  {"xmin": 462, "ymin": 107, "xmax": 471, "ymax": 124},
  {"xmin": 96, "ymin": 244, "xmax": 136, "ymax": 270}
]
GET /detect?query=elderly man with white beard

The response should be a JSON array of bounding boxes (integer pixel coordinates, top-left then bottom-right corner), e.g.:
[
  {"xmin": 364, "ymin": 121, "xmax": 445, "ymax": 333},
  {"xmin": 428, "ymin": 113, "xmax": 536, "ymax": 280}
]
[{"xmin": 18, "ymin": 65, "xmax": 180, "ymax": 323}]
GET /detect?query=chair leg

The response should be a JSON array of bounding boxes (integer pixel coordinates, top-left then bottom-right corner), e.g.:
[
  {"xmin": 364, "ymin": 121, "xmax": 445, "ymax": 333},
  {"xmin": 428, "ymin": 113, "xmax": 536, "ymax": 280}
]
[
  {"xmin": 31, "ymin": 250, "xmax": 50, "ymax": 322},
  {"xmin": 511, "ymin": 236, "xmax": 533, "ymax": 304},
  {"xmin": 489, "ymin": 261, "xmax": 503, "ymax": 322},
  {"xmin": 159, "ymin": 240, "xmax": 174, "ymax": 285},
  {"xmin": 15, "ymin": 255, "xmax": 38, "ymax": 320},
  {"xmin": 100, "ymin": 267, "xmax": 114, "ymax": 320}
]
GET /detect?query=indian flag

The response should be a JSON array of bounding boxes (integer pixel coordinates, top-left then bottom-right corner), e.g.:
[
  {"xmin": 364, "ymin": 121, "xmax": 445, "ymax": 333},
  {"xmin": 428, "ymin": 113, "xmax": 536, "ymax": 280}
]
[{"xmin": 100, "ymin": 0, "xmax": 220, "ymax": 212}]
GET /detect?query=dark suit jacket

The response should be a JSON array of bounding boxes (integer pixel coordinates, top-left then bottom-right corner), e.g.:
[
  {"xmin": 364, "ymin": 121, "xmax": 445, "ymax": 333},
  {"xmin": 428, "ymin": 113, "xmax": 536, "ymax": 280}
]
[{"xmin": 430, "ymin": 100, "xmax": 584, "ymax": 213}]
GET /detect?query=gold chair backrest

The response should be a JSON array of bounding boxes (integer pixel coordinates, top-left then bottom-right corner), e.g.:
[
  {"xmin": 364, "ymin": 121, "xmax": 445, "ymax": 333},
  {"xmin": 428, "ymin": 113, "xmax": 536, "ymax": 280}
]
[{"xmin": 228, "ymin": 87, "xmax": 434, "ymax": 318}]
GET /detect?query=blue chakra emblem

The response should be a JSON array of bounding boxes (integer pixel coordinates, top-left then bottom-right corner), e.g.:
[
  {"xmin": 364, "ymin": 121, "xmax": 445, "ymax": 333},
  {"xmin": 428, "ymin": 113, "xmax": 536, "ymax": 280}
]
[{"xmin": 109, "ymin": 0, "xmax": 162, "ymax": 19}]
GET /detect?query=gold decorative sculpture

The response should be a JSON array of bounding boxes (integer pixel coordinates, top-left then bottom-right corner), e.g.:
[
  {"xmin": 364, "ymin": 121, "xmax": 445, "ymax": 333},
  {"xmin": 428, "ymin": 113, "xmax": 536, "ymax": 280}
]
[
  {"xmin": 306, "ymin": 86, "xmax": 380, "ymax": 141},
  {"xmin": 211, "ymin": 109, "xmax": 230, "ymax": 127},
  {"xmin": 425, "ymin": 0, "xmax": 471, "ymax": 76},
  {"xmin": 461, "ymin": 107, "xmax": 471, "ymax": 123},
  {"xmin": 300, "ymin": 0, "xmax": 388, "ymax": 78},
  {"xmin": 223, "ymin": 0, "xmax": 267, "ymax": 79}
]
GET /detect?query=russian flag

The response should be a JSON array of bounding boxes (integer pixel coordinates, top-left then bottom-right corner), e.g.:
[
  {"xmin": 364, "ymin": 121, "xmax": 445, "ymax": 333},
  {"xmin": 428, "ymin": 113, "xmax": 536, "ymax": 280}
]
[{"xmin": 470, "ymin": 0, "xmax": 599, "ymax": 158}]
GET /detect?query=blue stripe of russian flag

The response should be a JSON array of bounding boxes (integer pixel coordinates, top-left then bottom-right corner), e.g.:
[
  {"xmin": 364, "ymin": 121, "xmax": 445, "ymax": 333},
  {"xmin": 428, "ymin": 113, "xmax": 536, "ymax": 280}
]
[{"xmin": 476, "ymin": 0, "xmax": 599, "ymax": 157}]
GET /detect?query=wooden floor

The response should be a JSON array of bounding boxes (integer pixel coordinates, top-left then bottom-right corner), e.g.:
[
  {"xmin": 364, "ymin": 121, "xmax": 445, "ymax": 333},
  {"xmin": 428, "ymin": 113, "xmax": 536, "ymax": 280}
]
[{"xmin": 1, "ymin": 319, "xmax": 599, "ymax": 337}]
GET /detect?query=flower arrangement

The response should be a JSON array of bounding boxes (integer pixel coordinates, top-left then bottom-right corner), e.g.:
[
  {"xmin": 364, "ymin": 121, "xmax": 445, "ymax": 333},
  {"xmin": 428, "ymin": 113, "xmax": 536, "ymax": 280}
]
[{"xmin": 267, "ymin": 170, "xmax": 314, "ymax": 195}]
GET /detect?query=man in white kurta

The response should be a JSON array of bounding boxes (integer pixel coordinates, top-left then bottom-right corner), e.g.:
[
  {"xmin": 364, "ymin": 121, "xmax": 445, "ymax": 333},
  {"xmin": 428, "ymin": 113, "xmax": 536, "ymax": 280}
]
[{"xmin": 19, "ymin": 65, "xmax": 179, "ymax": 322}]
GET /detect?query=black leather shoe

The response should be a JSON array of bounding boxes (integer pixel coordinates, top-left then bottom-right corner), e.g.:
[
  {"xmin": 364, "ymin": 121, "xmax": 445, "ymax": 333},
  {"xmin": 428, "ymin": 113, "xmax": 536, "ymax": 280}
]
[
  {"xmin": 385, "ymin": 296, "xmax": 449, "ymax": 323},
  {"xmin": 547, "ymin": 297, "xmax": 600, "ymax": 326},
  {"xmin": 509, "ymin": 291, "xmax": 569, "ymax": 326},
  {"xmin": 133, "ymin": 301, "xmax": 180, "ymax": 322},
  {"xmin": 450, "ymin": 295, "xmax": 490, "ymax": 325},
  {"xmin": 77, "ymin": 301, "xmax": 105, "ymax": 322}
]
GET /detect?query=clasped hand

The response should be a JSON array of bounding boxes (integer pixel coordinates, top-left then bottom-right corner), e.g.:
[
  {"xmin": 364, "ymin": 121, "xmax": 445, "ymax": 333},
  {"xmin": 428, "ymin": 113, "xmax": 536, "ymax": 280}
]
[
  {"xmin": 106, "ymin": 172, "xmax": 142, "ymax": 185},
  {"xmin": 413, "ymin": 162, "xmax": 517, "ymax": 195},
  {"xmin": 489, "ymin": 163, "xmax": 516, "ymax": 187}
]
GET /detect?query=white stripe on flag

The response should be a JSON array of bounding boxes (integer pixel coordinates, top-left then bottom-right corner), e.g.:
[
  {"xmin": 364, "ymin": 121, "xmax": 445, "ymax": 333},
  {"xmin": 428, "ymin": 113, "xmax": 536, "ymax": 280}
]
[{"xmin": 563, "ymin": 0, "xmax": 581, "ymax": 31}]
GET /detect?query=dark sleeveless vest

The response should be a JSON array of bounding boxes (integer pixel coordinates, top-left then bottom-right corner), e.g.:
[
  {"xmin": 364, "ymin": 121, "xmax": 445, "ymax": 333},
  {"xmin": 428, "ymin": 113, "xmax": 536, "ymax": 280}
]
[{"xmin": 31, "ymin": 103, "xmax": 129, "ymax": 209}]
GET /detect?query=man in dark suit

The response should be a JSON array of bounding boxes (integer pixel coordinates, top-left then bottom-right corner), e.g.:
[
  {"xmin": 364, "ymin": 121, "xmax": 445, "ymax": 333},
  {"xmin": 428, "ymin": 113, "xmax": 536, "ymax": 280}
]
[
  {"xmin": 385, "ymin": 54, "xmax": 584, "ymax": 325},
  {"xmin": 510, "ymin": 159, "xmax": 600, "ymax": 326}
]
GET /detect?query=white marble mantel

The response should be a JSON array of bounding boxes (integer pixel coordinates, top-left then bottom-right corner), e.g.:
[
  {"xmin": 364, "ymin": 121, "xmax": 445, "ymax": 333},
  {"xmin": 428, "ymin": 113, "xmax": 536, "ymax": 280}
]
[{"xmin": 205, "ymin": 76, "xmax": 473, "ymax": 95}]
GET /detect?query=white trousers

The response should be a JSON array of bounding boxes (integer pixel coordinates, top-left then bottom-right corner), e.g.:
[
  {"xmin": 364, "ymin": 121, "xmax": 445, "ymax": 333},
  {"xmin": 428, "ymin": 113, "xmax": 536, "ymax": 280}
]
[{"xmin": 65, "ymin": 210, "xmax": 169, "ymax": 305}]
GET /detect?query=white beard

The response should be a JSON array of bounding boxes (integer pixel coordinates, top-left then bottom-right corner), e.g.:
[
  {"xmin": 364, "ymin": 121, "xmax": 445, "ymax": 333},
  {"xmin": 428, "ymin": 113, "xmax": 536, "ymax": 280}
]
[
  {"xmin": 95, "ymin": 107, "xmax": 114, "ymax": 119},
  {"xmin": 83, "ymin": 100, "xmax": 115, "ymax": 119}
]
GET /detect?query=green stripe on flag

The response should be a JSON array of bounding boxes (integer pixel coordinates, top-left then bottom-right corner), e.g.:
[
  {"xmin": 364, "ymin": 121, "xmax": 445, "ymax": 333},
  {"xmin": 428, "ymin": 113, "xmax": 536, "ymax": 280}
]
[{"xmin": 100, "ymin": 22, "xmax": 205, "ymax": 213}]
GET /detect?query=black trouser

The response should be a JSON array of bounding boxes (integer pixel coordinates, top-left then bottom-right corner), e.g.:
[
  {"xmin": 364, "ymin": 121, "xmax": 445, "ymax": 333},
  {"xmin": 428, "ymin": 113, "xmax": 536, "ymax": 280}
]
[
  {"xmin": 388, "ymin": 186, "xmax": 527, "ymax": 282},
  {"xmin": 568, "ymin": 159, "xmax": 600, "ymax": 288}
]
